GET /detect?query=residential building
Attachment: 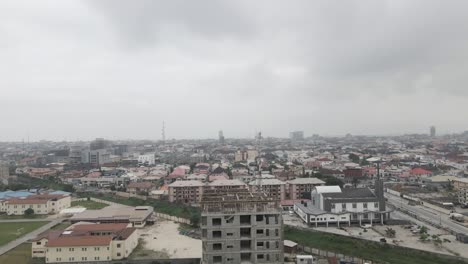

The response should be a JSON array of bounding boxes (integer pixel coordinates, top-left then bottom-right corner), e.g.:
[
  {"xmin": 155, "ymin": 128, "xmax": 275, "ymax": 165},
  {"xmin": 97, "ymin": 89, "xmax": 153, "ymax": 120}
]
[
  {"xmin": 209, "ymin": 179, "xmax": 247, "ymax": 192},
  {"xmin": 168, "ymin": 180, "xmax": 205, "ymax": 204},
  {"xmin": 201, "ymin": 189, "xmax": 283, "ymax": 264},
  {"xmin": 81, "ymin": 149, "xmax": 111, "ymax": 166},
  {"xmin": 32, "ymin": 223, "xmax": 138, "ymax": 263},
  {"xmin": 289, "ymin": 131, "xmax": 304, "ymax": 142},
  {"xmin": 127, "ymin": 182, "xmax": 156, "ymax": 195},
  {"xmin": 249, "ymin": 178, "xmax": 286, "ymax": 201},
  {"xmin": 287, "ymin": 178, "xmax": 325, "ymax": 200},
  {"xmin": 0, "ymin": 161, "xmax": 9, "ymax": 185},
  {"xmin": 138, "ymin": 154, "xmax": 155, "ymax": 165},
  {"xmin": 5, "ymin": 194, "xmax": 71, "ymax": 215}
]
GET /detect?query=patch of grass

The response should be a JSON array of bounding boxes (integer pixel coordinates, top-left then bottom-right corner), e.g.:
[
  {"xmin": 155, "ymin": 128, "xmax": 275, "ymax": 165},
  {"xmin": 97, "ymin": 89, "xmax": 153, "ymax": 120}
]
[
  {"xmin": 0, "ymin": 243, "xmax": 44, "ymax": 264},
  {"xmin": 0, "ymin": 222, "xmax": 49, "ymax": 246},
  {"xmin": 88, "ymin": 193, "xmax": 200, "ymax": 219},
  {"xmin": 0, "ymin": 214, "xmax": 47, "ymax": 220},
  {"xmin": 71, "ymin": 200, "xmax": 108, "ymax": 209},
  {"xmin": 284, "ymin": 226, "xmax": 468, "ymax": 264}
]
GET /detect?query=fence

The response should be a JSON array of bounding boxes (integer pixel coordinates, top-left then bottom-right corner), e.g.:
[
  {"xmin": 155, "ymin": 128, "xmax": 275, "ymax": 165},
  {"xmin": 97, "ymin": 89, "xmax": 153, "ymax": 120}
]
[
  {"xmin": 155, "ymin": 212, "xmax": 190, "ymax": 224},
  {"xmin": 296, "ymin": 245, "xmax": 375, "ymax": 264}
]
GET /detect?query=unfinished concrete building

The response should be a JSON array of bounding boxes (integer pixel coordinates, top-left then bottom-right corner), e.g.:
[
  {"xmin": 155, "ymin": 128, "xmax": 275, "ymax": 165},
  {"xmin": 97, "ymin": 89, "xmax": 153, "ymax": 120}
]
[{"xmin": 201, "ymin": 189, "xmax": 284, "ymax": 264}]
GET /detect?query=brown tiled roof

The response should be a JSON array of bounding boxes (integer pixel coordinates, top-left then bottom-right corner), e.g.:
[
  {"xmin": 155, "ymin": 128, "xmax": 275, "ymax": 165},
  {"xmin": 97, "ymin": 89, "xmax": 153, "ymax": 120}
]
[
  {"xmin": 71, "ymin": 223, "xmax": 128, "ymax": 232},
  {"xmin": 115, "ymin": 228, "xmax": 136, "ymax": 240},
  {"xmin": 46, "ymin": 236, "xmax": 112, "ymax": 247},
  {"xmin": 8, "ymin": 199, "xmax": 47, "ymax": 204},
  {"xmin": 31, "ymin": 230, "xmax": 62, "ymax": 242}
]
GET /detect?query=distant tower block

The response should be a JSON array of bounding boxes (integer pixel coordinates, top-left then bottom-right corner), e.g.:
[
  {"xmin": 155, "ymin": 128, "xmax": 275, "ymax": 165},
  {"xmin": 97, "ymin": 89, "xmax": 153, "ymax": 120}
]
[
  {"xmin": 218, "ymin": 130, "xmax": 225, "ymax": 144},
  {"xmin": 430, "ymin": 126, "xmax": 436, "ymax": 137},
  {"xmin": 162, "ymin": 121, "xmax": 166, "ymax": 143}
]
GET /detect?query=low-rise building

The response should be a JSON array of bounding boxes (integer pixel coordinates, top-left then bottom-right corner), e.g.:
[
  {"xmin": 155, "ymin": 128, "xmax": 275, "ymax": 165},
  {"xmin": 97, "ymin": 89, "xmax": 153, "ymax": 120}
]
[
  {"xmin": 287, "ymin": 178, "xmax": 325, "ymax": 200},
  {"xmin": 127, "ymin": 182, "xmax": 155, "ymax": 195},
  {"xmin": 32, "ymin": 223, "xmax": 138, "ymax": 263},
  {"xmin": 249, "ymin": 178, "xmax": 286, "ymax": 201},
  {"xmin": 70, "ymin": 206, "xmax": 153, "ymax": 228},
  {"xmin": 168, "ymin": 180, "xmax": 205, "ymax": 204},
  {"xmin": 5, "ymin": 194, "xmax": 71, "ymax": 215}
]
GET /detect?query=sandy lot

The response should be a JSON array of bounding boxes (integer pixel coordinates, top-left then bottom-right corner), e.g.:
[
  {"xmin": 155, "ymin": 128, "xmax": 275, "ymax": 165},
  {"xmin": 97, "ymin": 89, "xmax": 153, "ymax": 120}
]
[{"xmin": 139, "ymin": 219, "xmax": 202, "ymax": 258}]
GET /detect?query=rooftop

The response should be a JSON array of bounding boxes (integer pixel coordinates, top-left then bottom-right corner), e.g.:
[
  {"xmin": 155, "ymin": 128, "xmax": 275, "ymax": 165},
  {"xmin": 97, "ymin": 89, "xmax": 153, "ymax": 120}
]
[
  {"xmin": 46, "ymin": 236, "xmax": 113, "ymax": 247},
  {"xmin": 287, "ymin": 178, "xmax": 325, "ymax": 185}
]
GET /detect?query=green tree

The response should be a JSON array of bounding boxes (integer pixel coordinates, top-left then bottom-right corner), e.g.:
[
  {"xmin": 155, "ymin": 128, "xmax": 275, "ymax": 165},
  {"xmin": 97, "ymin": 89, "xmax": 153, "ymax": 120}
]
[
  {"xmin": 325, "ymin": 177, "xmax": 344, "ymax": 188},
  {"xmin": 190, "ymin": 212, "xmax": 201, "ymax": 227},
  {"xmin": 349, "ymin": 153, "xmax": 360, "ymax": 163},
  {"xmin": 24, "ymin": 208, "xmax": 34, "ymax": 216}
]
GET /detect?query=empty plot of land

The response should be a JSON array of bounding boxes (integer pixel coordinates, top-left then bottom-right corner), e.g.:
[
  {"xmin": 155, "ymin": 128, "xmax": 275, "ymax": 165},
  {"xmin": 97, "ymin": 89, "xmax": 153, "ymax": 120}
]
[
  {"xmin": 139, "ymin": 220, "xmax": 201, "ymax": 258},
  {"xmin": 70, "ymin": 200, "xmax": 108, "ymax": 209},
  {"xmin": 0, "ymin": 243, "xmax": 33, "ymax": 264},
  {"xmin": 0, "ymin": 222, "xmax": 49, "ymax": 246}
]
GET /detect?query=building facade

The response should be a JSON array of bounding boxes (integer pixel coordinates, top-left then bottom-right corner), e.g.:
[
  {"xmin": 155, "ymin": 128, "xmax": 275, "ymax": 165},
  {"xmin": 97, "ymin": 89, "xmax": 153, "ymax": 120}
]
[{"xmin": 201, "ymin": 189, "xmax": 283, "ymax": 264}]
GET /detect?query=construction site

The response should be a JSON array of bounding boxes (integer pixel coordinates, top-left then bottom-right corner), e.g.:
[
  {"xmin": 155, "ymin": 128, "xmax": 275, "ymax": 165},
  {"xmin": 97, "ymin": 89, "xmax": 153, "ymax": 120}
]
[{"xmin": 201, "ymin": 189, "xmax": 284, "ymax": 264}]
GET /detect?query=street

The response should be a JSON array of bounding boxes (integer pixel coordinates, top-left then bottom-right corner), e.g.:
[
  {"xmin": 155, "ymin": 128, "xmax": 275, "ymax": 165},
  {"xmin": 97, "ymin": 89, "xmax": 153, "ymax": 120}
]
[{"xmin": 385, "ymin": 193, "xmax": 468, "ymax": 235}]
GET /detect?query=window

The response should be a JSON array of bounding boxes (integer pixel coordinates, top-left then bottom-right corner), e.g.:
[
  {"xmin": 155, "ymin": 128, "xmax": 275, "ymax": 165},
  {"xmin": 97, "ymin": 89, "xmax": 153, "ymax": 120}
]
[
  {"xmin": 256, "ymin": 215, "xmax": 264, "ymax": 221},
  {"xmin": 257, "ymin": 254, "xmax": 264, "ymax": 260},
  {"xmin": 213, "ymin": 243, "xmax": 222, "ymax": 250},
  {"xmin": 256, "ymin": 229, "xmax": 264, "ymax": 234},
  {"xmin": 363, "ymin": 203, "xmax": 368, "ymax": 209},
  {"xmin": 69, "ymin": 248, "xmax": 74, "ymax": 251},
  {"xmin": 94, "ymin": 257, "xmax": 100, "ymax": 260},
  {"xmin": 227, "ymin": 245, "xmax": 233, "ymax": 249},
  {"xmin": 352, "ymin": 203, "xmax": 357, "ymax": 208},
  {"xmin": 275, "ymin": 229, "xmax": 279, "ymax": 236},
  {"xmin": 331, "ymin": 203, "xmax": 335, "ymax": 209},
  {"xmin": 226, "ymin": 232, "xmax": 233, "ymax": 236},
  {"xmin": 36, "ymin": 242, "xmax": 41, "ymax": 245},
  {"xmin": 82, "ymin": 257, "xmax": 87, "ymax": 261},
  {"xmin": 69, "ymin": 257, "xmax": 74, "ymax": 261},
  {"xmin": 82, "ymin": 247, "xmax": 87, "ymax": 251},
  {"xmin": 117, "ymin": 253, "xmax": 121, "ymax": 257},
  {"xmin": 341, "ymin": 203, "xmax": 346, "ymax": 209},
  {"xmin": 257, "ymin": 242, "xmax": 264, "ymax": 247},
  {"xmin": 363, "ymin": 213, "xmax": 368, "ymax": 219},
  {"xmin": 374, "ymin": 202, "xmax": 379, "ymax": 209},
  {"xmin": 213, "ymin": 256, "xmax": 222, "ymax": 263},
  {"xmin": 56, "ymin": 248, "xmax": 61, "ymax": 252},
  {"xmin": 117, "ymin": 243, "xmax": 121, "ymax": 248},
  {"xmin": 212, "ymin": 218, "xmax": 222, "ymax": 226},
  {"xmin": 212, "ymin": 231, "xmax": 222, "ymax": 238},
  {"xmin": 95, "ymin": 247, "xmax": 100, "ymax": 251}
]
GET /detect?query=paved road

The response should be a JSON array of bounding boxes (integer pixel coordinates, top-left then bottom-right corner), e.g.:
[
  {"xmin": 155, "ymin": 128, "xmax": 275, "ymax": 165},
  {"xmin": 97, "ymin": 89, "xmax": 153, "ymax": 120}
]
[
  {"xmin": 385, "ymin": 193, "xmax": 468, "ymax": 235},
  {"xmin": 0, "ymin": 218, "xmax": 63, "ymax": 256},
  {"xmin": 0, "ymin": 218, "xmax": 53, "ymax": 223}
]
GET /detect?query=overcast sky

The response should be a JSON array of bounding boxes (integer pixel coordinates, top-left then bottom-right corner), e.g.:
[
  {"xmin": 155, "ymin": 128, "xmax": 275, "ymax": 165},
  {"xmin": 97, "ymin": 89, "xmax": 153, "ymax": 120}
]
[{"xmin": 1, "ymin": 0, "xmax": 468, "ymax": 141}]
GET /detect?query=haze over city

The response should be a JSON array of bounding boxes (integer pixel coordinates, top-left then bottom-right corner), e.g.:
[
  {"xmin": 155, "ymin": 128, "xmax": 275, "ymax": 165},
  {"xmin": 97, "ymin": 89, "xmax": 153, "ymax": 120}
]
[{"xmin": 1, "ymin": 0, "xmax": 468, "ymax": 141}]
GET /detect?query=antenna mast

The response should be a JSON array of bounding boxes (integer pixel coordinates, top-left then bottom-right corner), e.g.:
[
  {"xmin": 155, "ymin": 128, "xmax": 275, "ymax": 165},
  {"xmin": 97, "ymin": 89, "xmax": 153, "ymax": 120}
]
[{"xmin": 162, "ymin": 121, "xmax": 166, "ymax": 144}]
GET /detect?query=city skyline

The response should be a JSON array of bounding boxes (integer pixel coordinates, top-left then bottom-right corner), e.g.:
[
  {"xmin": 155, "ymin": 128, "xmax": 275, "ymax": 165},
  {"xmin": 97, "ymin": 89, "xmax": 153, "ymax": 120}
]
[{"xmin": 1, "ymin": 1, "xmax": 468, "ymax": 140}]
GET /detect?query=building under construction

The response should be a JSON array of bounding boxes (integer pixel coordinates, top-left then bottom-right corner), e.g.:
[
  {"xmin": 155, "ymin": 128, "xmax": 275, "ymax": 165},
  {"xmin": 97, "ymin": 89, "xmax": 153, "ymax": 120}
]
[{"xmin": 201, "ymin": 189, "xmax": 284, "ymax": 264}]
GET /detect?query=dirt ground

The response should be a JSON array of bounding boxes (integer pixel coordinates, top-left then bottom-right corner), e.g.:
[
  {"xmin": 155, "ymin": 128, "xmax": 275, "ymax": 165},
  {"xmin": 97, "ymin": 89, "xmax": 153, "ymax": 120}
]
[
  {"xmin": 314, "ymin": 224, "xmax": 468, "ymax": 258},
  {"xmin": 138, "ymin": 219, "xmax": 202, "ymax": 258}
]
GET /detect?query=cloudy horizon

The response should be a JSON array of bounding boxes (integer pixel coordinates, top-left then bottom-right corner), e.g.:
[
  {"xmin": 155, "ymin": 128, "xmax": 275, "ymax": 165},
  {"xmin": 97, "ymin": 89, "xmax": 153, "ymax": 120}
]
[{"xmin": 1, "ymin": 0, "xmax": 468, "ymax": 141}]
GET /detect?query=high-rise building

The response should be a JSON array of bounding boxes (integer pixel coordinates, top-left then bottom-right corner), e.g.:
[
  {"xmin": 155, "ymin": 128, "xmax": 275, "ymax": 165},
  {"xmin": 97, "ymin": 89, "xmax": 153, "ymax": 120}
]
[
  {"xmin": 430, "ymin": 126, "xmax": 436, "ymax": 137},
  {"xmin": 201, "ymin": 189, "xmax": 283, "ymax": 264},
  {"xmin": 218, "ymin": 130, "xmax": 225, "ymax": 144},
  {"xmin": 289, "ymin": 131, "xmax": 304, "ymax": 141},
  {"xmin": 0, "ymin": 161, "xmax": 10, "ymax": 185}
]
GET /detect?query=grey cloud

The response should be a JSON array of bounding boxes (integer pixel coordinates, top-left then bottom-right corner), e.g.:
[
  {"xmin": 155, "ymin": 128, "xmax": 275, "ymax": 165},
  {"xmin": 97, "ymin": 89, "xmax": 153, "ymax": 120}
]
[{"xmin": 0, "ymin": 0, "xmax": 468, "ymax": 140}]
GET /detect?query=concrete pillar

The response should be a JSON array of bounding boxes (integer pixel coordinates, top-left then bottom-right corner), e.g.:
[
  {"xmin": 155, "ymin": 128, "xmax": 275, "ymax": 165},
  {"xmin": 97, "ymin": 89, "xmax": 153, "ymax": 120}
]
[
  {"xmin": 315, "ymin": 220, "xmax": 318, "ymax": 227},
  {"xmin": 370, "ymin": 214, "xmax": 373, "ymax": 226},
  {"xmin": 359, "ymin": 215, "xmax": 362, "ymax": 226},
  {"xmin": 326, "ymin": 219, "xmax": 328, "ymax": 227},
  {"xmin": 348, "ymin": 217, "xmax": 351, "ymax": 227},
  {"xmin": 337, "ymin": 220, "xmax": 340, "ymax": 227},
  {"xmin": 380, "ymin": 213, "xmax": 384, "ymax": 225}
]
